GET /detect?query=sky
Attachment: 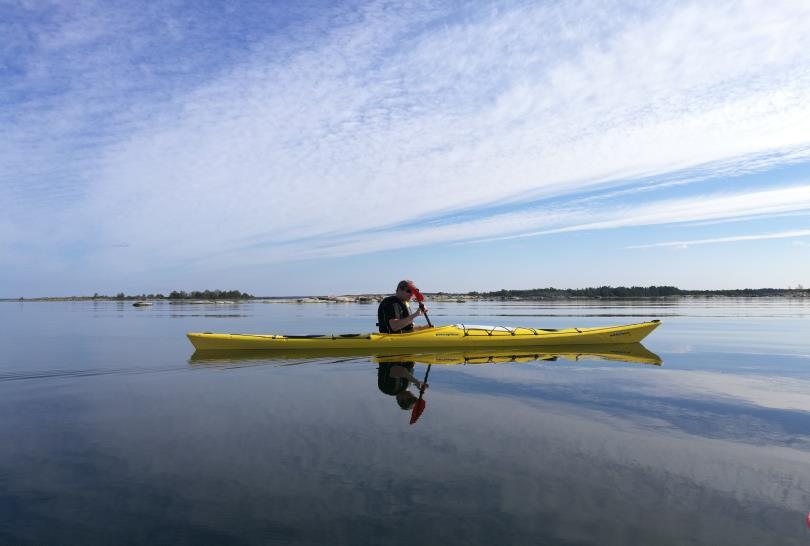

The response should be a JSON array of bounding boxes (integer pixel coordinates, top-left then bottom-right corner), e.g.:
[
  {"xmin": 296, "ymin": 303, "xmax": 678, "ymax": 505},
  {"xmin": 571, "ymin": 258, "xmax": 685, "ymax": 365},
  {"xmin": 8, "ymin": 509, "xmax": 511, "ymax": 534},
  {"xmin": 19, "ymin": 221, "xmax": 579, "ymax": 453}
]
[{"xmin": 2, "ymin": 0, "xmax": 810, "ymax": 296}]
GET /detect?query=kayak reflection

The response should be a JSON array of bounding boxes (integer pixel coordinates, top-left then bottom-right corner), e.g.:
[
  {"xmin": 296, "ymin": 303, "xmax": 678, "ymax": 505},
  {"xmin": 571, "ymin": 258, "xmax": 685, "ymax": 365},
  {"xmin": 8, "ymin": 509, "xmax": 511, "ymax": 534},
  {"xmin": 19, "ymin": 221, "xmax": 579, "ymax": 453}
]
[
  {"xmin": 189, "ymin": 343, "xmax": 661, "ymax": 425},
  {"xmin": 188, "ymin": 343, "xmax": 663, "ymax": 367}
]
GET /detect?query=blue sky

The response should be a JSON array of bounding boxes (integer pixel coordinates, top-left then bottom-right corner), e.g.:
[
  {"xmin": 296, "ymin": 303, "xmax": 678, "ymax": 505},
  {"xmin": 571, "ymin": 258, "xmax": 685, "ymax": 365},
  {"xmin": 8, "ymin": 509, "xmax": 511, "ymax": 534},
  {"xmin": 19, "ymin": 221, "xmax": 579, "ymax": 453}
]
[{"xmin": 2, "ymin": 0, "xmax": 810, "ymax": 296}]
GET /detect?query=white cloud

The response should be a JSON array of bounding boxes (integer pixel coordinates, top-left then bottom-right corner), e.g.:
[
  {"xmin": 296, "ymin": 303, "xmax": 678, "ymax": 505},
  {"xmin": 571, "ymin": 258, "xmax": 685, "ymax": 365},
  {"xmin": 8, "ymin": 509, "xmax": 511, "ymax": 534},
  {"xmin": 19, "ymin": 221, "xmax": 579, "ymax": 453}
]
[
  {"xmin": 3, "ymin": 0, "xmax": 810, "ymax": 276},
  {"xmin": 167, "ymin": 184, "xmax": 810, "ymax": 268},
  {"xmin": 626, "ymin": 229, "xmax": 810, "ymax": 250},
  {"xmin": 468, "ymin": 185, "xmax": 810, "ymax": 244}
]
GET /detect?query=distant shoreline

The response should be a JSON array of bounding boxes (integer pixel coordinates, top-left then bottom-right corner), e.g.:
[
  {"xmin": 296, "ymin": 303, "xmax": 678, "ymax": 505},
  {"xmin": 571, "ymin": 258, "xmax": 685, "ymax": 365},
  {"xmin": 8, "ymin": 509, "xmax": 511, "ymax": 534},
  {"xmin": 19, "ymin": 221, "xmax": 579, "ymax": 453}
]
[{"xmin": 3, "ymin": 291, "xmax": 808, "ymax": 303}]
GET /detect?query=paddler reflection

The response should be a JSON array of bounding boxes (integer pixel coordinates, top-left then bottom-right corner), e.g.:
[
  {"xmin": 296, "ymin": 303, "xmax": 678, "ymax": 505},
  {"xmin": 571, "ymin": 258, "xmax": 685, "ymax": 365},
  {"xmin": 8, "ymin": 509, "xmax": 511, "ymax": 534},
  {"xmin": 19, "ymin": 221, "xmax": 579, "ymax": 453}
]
[{"xmin": 377, "ymin": 360, "xmax": 428, "ymax": 410}]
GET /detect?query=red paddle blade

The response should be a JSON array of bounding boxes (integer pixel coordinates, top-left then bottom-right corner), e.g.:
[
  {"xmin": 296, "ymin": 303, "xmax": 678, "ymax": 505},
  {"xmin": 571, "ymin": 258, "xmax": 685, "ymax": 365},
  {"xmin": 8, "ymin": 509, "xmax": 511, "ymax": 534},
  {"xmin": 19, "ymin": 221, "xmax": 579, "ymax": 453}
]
[
  {"xmin": 409, "ymin": 399, "xmax": 426, "ymax": 424},
  {"xmin": 407, "ymin": 281, "xmax": 425, "ymax": 302}
]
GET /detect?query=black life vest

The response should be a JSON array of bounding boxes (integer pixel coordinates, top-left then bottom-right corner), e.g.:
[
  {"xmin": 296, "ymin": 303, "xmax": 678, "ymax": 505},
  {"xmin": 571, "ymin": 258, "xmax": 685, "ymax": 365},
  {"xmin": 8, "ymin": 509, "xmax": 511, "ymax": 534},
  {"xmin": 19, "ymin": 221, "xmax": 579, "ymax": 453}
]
[{"xmin": 377, "ymin": 295, "xmax": 413, "ymax": 334}]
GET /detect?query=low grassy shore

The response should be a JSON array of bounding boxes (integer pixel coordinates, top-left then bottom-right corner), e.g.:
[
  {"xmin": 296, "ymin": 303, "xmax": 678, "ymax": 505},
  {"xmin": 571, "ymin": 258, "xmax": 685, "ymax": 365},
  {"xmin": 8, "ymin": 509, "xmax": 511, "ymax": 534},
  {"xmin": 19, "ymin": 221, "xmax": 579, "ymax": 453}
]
[{"xmin": 4, "ymin": 288, "xmax": 809, "ymax": 303}]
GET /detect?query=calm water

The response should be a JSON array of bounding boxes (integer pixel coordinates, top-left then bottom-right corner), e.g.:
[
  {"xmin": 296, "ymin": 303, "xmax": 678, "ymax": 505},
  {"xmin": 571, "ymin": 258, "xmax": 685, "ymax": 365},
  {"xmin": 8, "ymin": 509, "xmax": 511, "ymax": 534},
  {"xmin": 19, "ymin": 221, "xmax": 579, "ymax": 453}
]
[{"xmin": 1, "ymin": 298, "xmax": 809, "ymax": 545}]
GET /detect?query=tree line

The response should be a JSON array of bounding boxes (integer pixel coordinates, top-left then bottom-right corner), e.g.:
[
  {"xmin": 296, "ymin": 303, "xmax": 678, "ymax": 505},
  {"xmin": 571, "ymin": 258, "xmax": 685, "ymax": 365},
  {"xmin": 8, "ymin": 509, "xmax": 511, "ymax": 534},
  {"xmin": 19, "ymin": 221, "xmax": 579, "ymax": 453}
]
[
  {"xmin": 100, "ymin": 290, "xmax": 253, "ymax": 300},
  {"xmin": 470, "ymin": 285, "xmax": 807, "ymax": 299}
]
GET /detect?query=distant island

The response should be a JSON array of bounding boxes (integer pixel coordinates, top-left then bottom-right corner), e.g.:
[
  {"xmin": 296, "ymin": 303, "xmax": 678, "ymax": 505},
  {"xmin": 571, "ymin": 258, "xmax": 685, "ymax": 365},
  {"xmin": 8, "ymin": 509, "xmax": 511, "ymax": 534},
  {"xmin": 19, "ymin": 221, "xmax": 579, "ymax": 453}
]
[
  {"xmin": 5, "ymin": 285, "xmax": 809, "ymax": 302},
  {"xmin": 469, "ymin": 285, "xmax": 808, "ymax": 299},
  {"xmin": 8, "ymin": 289, "xmax": 254, "ymax": 302}
]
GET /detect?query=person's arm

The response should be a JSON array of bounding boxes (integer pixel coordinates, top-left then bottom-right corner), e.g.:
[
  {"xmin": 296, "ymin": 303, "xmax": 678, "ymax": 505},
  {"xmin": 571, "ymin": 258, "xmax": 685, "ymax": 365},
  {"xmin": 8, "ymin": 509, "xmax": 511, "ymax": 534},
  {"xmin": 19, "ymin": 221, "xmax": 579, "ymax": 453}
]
[
  {"xmin": 388, "ymin": 306, "xmax": 428, "ymax": 332},
  {"xmin": 389, "ymin": 365, "xmax": 428, "ymax": 390}
]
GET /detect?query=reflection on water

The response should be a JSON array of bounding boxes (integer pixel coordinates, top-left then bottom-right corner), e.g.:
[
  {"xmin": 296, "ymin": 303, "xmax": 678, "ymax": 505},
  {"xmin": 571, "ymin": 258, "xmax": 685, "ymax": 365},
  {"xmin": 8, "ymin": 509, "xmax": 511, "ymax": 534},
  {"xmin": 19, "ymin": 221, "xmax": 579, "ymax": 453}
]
[
  {"xmin": 188, "ymin": 342, "xmax": 663, "ymax": 366},
  {"xmin": 1, "ymin": 300, "xmax": 809, "ymax": 545},
  {"xmin": 190, "ymin": 344, "xmax": 662, "ymax": 426}
]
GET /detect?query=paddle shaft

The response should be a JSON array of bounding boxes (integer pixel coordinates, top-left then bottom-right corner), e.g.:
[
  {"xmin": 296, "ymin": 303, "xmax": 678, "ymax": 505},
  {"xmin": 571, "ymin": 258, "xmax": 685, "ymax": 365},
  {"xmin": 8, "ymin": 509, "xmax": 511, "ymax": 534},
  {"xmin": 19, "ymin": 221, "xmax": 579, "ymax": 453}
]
[
  {"xmin": 417, "ymin": 364, "xmax": 431, "ymax": 399},
  {"xmin": 418, "ymin": 302, "xmax": 433, "ymax": 328}
]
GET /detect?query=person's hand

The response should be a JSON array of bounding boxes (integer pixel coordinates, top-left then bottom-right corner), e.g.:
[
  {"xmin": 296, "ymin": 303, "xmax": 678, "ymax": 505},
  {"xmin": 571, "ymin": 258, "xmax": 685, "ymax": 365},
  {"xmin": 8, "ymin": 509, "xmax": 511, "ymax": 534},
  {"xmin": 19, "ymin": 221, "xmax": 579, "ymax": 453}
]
[
  {"xmin": 417, "ymin": 305, "xmax": 429, "ymax": 316},
  {"xmin": 416, "ymin": 381, "xmax": 429, "ymax": 390}
]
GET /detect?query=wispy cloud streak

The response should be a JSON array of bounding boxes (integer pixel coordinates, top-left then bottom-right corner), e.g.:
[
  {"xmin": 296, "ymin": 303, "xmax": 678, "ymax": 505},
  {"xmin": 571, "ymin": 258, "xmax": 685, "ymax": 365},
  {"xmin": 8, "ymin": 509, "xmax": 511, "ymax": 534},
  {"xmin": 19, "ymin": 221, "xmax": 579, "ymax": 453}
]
[
  {"xmin": 468, "ymin": 185, "xmax": 810, "ymax": 244},
  {"xmin": 186, "ymin": 185, "xmax": 810, "ymax": 266},
  {"xmin": 626, "ymin": 230, "xmax": 810, "ymax": 250}
]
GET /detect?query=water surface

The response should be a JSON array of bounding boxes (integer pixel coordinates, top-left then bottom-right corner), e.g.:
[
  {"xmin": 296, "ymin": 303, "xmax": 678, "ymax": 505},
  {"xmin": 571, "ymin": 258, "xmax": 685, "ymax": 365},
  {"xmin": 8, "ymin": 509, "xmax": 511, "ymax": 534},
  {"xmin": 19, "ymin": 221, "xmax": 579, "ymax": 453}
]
[{"xmin": 1, "ymin": 299, "xmax": 809, "ymax": 545}]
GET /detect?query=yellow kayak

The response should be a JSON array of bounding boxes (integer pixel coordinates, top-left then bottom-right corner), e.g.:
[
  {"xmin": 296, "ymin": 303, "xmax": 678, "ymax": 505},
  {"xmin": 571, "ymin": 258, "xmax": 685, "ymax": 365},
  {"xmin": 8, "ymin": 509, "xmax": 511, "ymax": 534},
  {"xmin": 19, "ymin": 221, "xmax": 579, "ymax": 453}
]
[
  {"xmin": 189, "ymin": 342, "xmax": 662, "ymax": 366},
  {"xmin": 187, "ymin": 320, "xmax": 660, "ymax": 351}
]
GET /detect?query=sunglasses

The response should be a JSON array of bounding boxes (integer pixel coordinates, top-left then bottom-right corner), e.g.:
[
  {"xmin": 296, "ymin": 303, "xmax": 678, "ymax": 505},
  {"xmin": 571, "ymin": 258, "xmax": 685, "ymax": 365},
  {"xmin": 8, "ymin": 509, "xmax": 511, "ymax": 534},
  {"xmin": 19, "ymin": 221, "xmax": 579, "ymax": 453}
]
[{"xmin": 402, "ymin": 288, "xmax": 413, "ymax": 294}]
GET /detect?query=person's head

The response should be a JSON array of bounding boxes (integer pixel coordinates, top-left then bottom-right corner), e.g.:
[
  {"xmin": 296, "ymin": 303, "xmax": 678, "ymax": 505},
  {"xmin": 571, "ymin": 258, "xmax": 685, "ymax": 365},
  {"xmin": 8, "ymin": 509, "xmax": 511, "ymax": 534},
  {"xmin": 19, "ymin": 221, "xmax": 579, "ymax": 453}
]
[
  {"xmin": 395, "ymin": 390, "xmax": 418, "ymax": 410},
  {"xmin": 396, "ymin": 280, "xmax": 414, "ymax": 302}
]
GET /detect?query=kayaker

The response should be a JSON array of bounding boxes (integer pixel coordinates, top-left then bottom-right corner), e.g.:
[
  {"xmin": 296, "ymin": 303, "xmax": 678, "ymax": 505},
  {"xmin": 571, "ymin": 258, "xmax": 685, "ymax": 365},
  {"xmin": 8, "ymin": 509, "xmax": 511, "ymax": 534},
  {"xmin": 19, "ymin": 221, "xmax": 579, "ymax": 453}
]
[
  {"xmin": 377, "ymin": 280, "xmax": 429, "ymax": 334},
  {"xmin": 377, "ymin": 361, "xmax": 428, "ymax": 410}
]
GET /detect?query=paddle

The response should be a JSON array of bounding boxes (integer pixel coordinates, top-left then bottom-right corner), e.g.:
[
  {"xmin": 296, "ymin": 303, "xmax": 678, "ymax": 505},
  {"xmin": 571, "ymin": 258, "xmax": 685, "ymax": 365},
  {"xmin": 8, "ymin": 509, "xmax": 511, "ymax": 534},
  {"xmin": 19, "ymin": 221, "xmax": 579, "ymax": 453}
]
[
  {"xmin": 408, "ymin": 282, "xmax": 433, "ymax": 328},
  {"xmin": 409, "ymin": 363, "xmax": 432, "ymax": 425}
]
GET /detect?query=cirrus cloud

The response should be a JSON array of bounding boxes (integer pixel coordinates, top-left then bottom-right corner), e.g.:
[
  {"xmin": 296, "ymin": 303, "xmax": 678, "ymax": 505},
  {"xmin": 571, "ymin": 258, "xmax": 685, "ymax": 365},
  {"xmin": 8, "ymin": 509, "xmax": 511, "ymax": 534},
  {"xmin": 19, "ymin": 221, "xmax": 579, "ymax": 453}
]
[{"xmin": 2, "ymin": 0, "xmax": 810, "ymax": 284}]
